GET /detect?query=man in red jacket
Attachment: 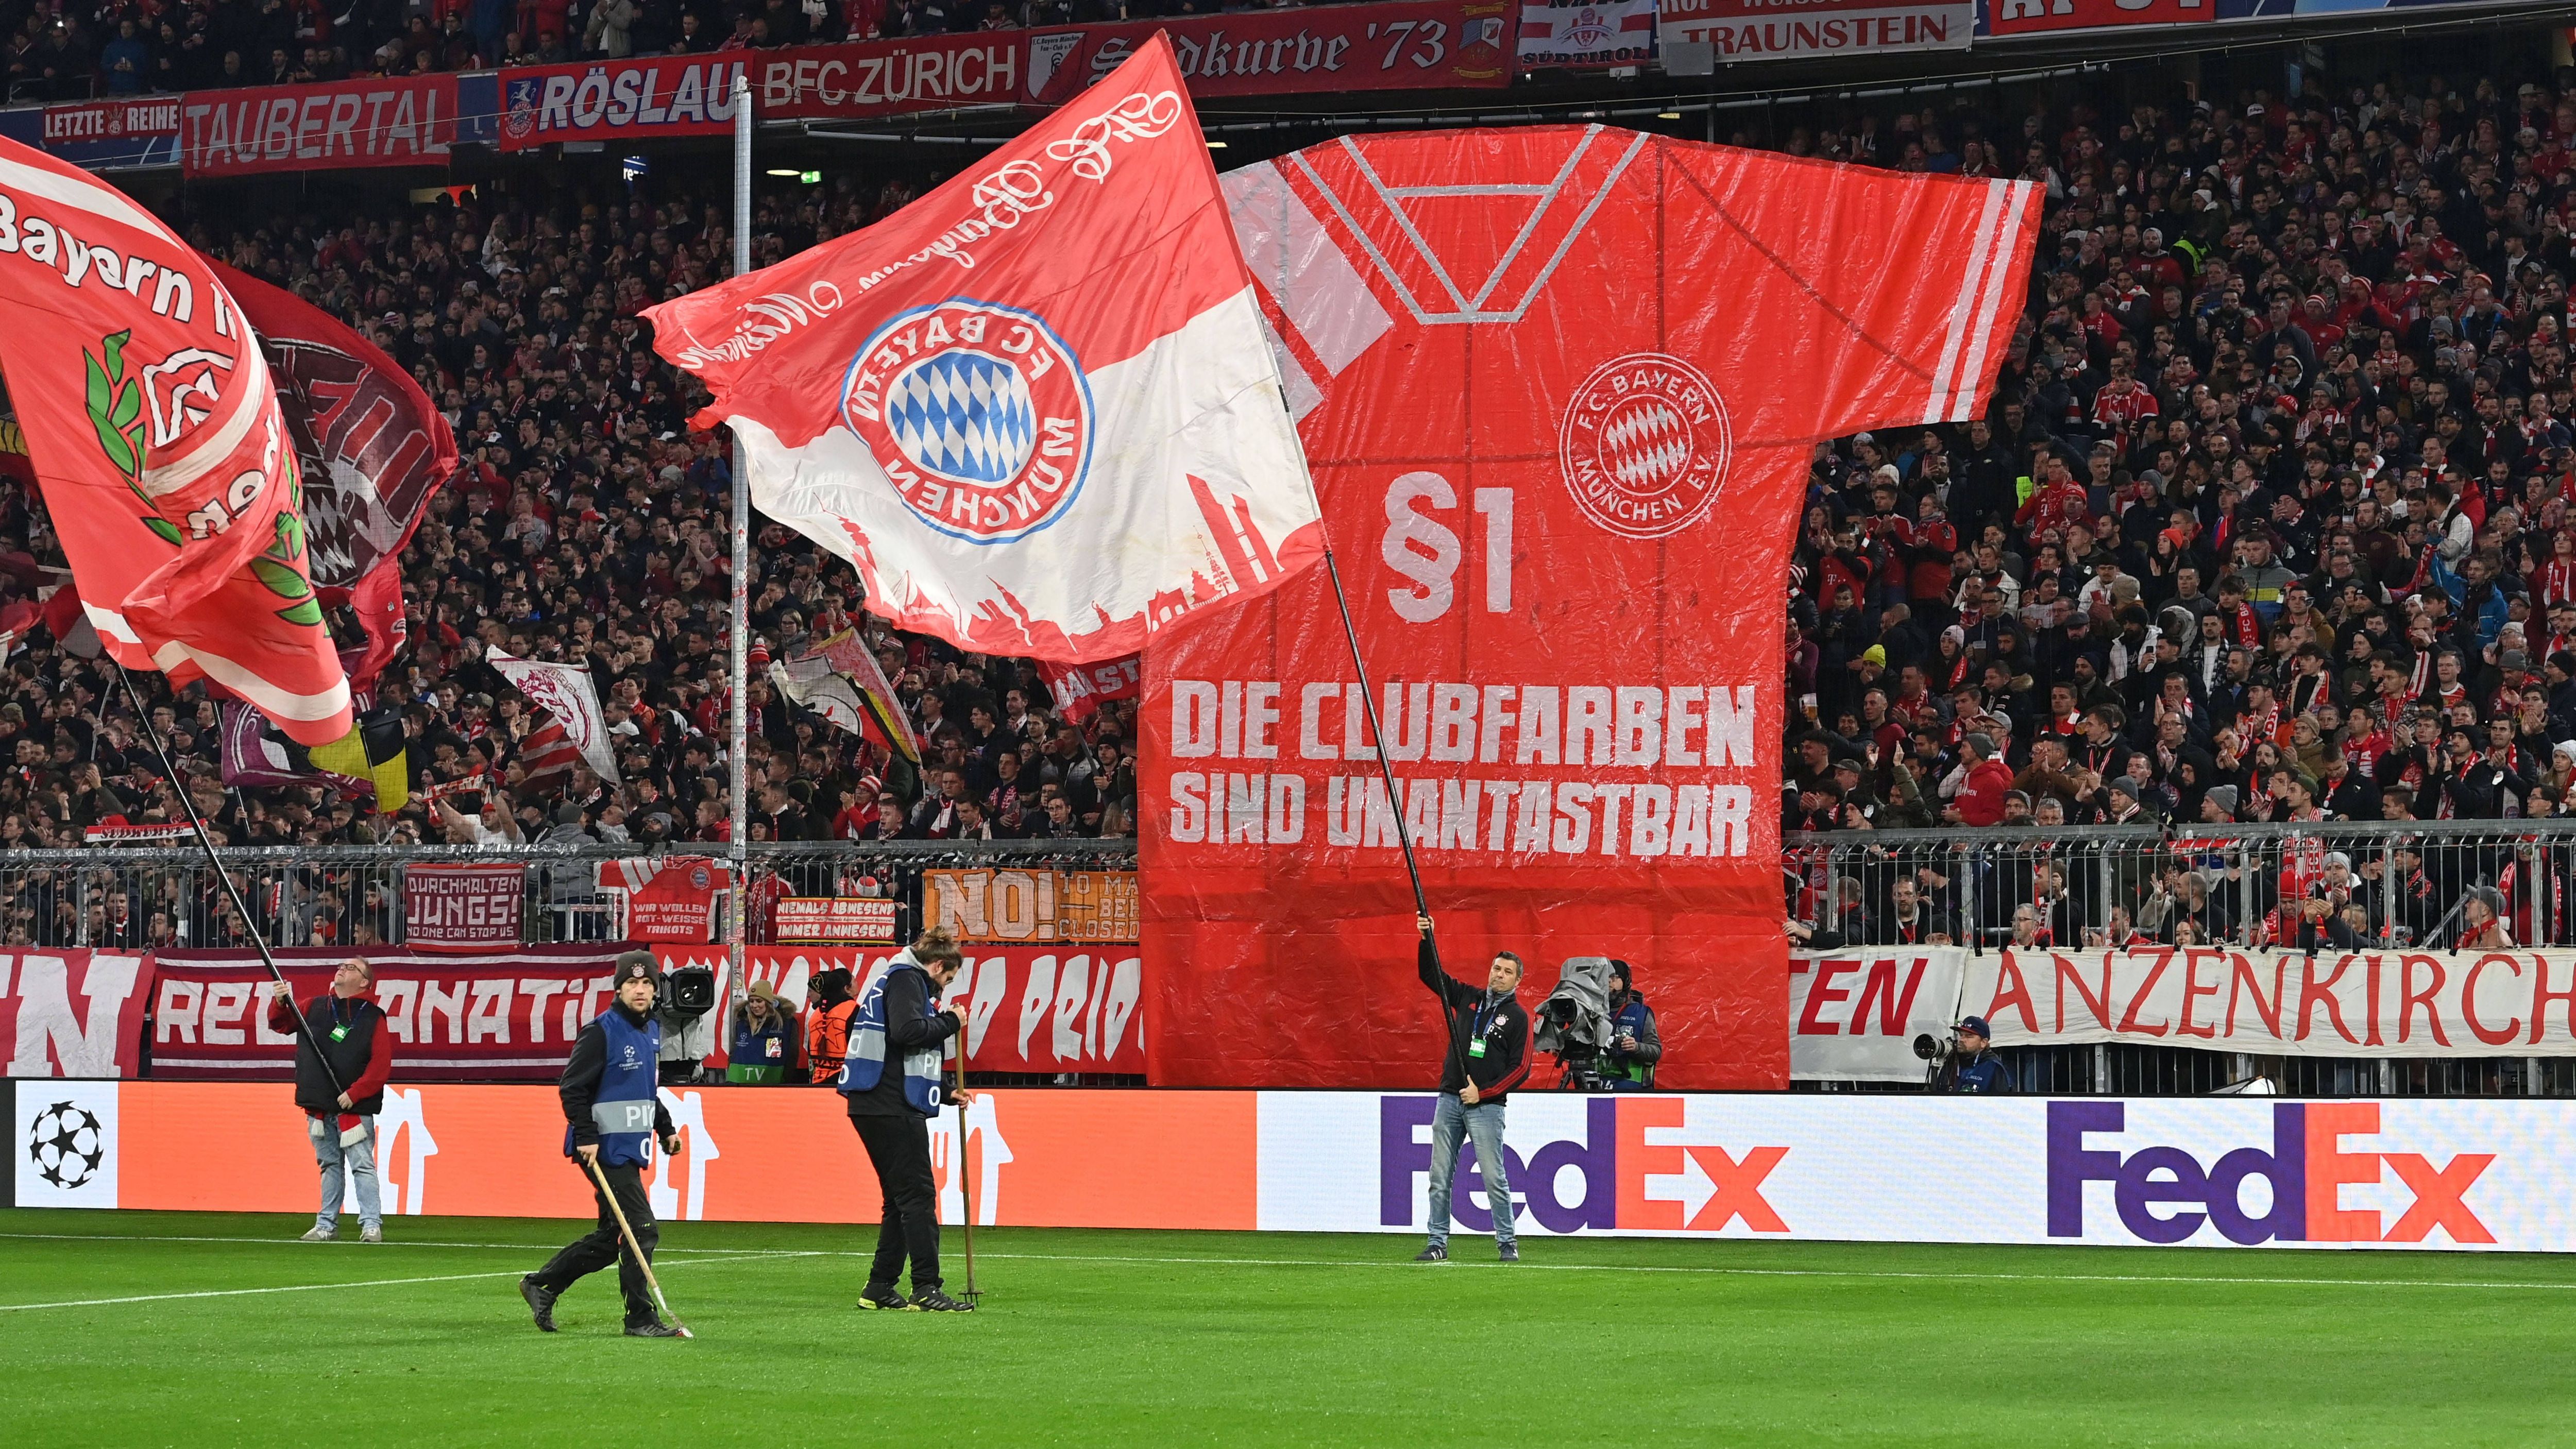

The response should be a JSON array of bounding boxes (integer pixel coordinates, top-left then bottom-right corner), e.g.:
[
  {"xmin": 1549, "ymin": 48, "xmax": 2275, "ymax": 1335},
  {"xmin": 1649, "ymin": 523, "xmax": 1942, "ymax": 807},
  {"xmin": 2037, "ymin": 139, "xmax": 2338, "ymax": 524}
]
[
  {"xmin": 266, "ymin": 959, "xmax": 394, "ymax": 1243},
  {"xmin": 1945, "ymin": 732, "xmax": 2016, "ymax": 826}
]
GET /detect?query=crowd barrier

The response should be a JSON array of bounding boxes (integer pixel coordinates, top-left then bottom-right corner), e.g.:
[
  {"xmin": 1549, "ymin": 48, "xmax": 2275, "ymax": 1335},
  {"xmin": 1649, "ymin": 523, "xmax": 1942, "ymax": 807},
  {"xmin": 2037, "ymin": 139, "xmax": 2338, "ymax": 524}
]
[{"xmin": 9, "ymin": 1081, "xmax": 2565, "ymax": 1252}]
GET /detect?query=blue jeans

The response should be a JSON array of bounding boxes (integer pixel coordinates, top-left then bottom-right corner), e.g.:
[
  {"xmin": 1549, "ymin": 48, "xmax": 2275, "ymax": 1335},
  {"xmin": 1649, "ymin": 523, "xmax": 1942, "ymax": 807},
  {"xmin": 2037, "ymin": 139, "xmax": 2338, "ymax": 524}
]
[
  {"xmin": 309, "ymin": 1115, "xmax": 381, "ymax": 1232},
  {"xmin": 1426, "ymin": 1094, "xmax": 1515, "ymax": 1248}
]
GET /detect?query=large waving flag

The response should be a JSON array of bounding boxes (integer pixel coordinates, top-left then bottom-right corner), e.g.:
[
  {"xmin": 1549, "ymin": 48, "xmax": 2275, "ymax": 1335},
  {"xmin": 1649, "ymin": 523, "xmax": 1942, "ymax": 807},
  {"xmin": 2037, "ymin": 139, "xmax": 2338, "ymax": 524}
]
[
  {"xmin": 770, "ymin": 626, "xmax": 922, "ymax": 764},
  {"xmin": 0, "ymin": 141, "xmax": 348, "ymax": 742},
  {"xmin": 213, "ymin": 262, "xmax": 455, "ymax": 694},
  {"xmin": 646, "ymin": 33, "xmax": 1321, "ymax": 662}
]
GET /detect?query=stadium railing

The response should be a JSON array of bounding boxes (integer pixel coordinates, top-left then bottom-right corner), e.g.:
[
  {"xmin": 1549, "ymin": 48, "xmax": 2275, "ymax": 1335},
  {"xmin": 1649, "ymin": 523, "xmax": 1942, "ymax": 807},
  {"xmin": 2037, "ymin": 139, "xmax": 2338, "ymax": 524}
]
[
  {"xmin": 0, "ymin": 837, "xmax": 1136, "ymax": 952},
  {"xmin": 1786, "ymin": 820, "xmax": 2576, "ymax": 1098}
]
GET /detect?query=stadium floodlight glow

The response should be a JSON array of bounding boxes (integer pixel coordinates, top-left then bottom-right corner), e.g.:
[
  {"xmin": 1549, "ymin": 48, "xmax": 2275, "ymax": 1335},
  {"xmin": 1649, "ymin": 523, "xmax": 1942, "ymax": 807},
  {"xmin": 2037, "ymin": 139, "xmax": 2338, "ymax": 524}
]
[
  {"xmin": 766, "ymin": 167, "xmax": 802, "ymax": 177},
  {"xmin": 1207, "ymin": 140, "xmax": 1228, "ymax": 149},
  {"xmin": 1658, "ymin": 110, "xmax": 1683, "ymax": 120}
]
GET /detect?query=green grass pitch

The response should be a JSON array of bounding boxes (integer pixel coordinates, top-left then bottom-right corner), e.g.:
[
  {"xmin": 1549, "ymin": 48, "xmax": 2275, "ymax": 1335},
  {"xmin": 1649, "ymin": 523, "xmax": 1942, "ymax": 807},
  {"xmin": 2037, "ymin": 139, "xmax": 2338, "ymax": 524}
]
[{"xmin": 4, "ymin": 1208, "xmax": 2574, "ymax": 1446}]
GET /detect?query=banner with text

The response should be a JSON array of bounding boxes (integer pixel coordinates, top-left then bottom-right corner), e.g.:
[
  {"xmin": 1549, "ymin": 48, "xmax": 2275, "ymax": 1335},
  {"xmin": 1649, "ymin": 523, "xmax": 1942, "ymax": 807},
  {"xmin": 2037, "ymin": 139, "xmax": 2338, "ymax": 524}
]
[
  {"xmin": 697, "ymin": 944, "xmax": 1144, "ymax": 1075},
  {"xmin": 774, "ymin": 897, "xmax": 900, "ymax": 944},
  {"xmin": 1039, "ymin": 654, "xmax": 1143, "ymax": 725},
  {"xmin": 756, "ymin": 34, "xmax": 1026, "ymax": 120},
  {"xmin": 1517, "ymin": 0, "xmax": 1657, "ymax": 65},
  {"xmin": 180, "ymin": 76, "xmax": 458, "ymax": 177},
  {"xmin": 498, "ymin": 57, "xmax": 747, "ymax": 150},
  {"xmin": 1659, "ymin": 0, "xmax": 1974, "ymax": 59},
  {"xmin": 1960, "ymin": 947, "xmax": 2576, "ymax": 1058},
  {"xmin": 1980, "ymin": 0, "xmax": 2214, "ymax": 34},
  {"xmin": 1023, "ymin": 1, "xmax": 1513, "ymax": 108},
  {"xmin": 0, "ymin": 950, "xmax": 149, "ymax": 1078},
  {"xmin": 1790, "ymin": 949, "xmax": 1968, "ymax": 1082},
  {"xmin": 1142, "ymin": 131, "xmax": 2039, "ymax": 1089},
  {"xmin": 402, "ymin": 863, "xmax": 528, "ymax": 950},
  {"xmin": 146, "ymin": 946, "xmax": 629, "ymax": 1080},
  {"xmin": 43, "ymin": 97, "xmax": 180, "ymax": 169},
  {"xmin": 926, "ymin": 868, "xmax": 1139, "ymax": 944}
]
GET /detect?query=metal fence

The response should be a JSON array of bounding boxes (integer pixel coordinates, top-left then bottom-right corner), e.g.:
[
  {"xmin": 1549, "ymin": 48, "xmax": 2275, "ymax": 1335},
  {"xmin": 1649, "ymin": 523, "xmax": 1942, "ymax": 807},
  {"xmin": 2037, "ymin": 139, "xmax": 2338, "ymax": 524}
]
[
  {"xmin": 0, "ymin": 838, "xmax": 1136, "ymax": 952},
  {"xmin": 1787, "ymin": 820, "xmax": 2576, "ymax": 1098}
]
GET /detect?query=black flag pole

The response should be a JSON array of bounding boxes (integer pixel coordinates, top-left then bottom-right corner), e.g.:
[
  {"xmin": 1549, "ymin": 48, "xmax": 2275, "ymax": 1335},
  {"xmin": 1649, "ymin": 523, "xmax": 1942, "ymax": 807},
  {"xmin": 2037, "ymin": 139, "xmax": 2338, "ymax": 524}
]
[
  {"xmin": 1320, "ymin": 546, "xmax": 1432, "ymax": 924},
  {"xmin": 108, "ymin": 657, "xmax": 357, "ymax": 1121}
]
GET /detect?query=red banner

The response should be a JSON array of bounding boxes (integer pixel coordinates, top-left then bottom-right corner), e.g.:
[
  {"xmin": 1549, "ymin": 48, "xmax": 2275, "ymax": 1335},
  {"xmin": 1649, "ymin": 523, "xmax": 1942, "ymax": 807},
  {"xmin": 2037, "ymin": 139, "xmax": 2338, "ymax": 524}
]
[
  {"xmin": 1039, "ymin": 654, "xmax": 1142, "ymax": 724},
  {"xmin": 146, "ymin": 946, "xmax": 629, "ymax": 1080},
  {"xmin": 402, "ymin": 863, "xmax": 527, "ymax": 950},
  {"xmin": 1141, "ymin": 132, "xmax": 2042, "ymax": 1090},
  {"xmin": 1982, "ymin": 0, "xmax": 2214, "ymax": 35},
  {"xmin": 1023, "ymin": 1, "xmax": 1513, "ymax": 108},
  {"xmin": 497, "ymin": 57, "xmax": 748, "ymax": 151},
  {"xmin": 179, "ymin": 76, "xmax": 456, "ymax": 177},
  {"xmin": 755, "ymin": 35, "xmax": 1024, "ymax": 121},
  {"xmin": 707, "ymin": 945, "xmax": 1143, "ymax": 1075},
  {"xmin": 1, "ymin": 950, "xmax": 149, "ymax": 1077}
]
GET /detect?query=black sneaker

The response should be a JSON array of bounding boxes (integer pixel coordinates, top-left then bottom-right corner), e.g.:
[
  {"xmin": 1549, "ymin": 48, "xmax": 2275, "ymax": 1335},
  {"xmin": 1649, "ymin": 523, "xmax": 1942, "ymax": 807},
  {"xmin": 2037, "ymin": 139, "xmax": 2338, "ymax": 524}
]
[
  {"xmin": 624, "ymin": 1318, "xmax": 687, "ymax": 1338},
  {"xmin": 518, "ymin": 1276, "xmax": 558, "ymax": 1333},
  {"xmin": 909, "ymin": 1288, "xmax": 977, "ymax": 1312},
  {"xmin": 1499, "ymin": 1243, "xmax": 1521, "ymax": 1264},
  {"xmin": 1413, "ymin": 1244, "xmax": 1449, "ymax": 1263},
  {"xmin": 855, "ymin": 1285, "xmax": 914, "ymax": 1311}
]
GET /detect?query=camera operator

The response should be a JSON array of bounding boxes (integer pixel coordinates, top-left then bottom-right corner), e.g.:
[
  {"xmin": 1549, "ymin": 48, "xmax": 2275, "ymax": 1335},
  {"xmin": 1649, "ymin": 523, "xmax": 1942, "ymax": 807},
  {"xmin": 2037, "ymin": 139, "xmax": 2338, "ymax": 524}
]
[
  {"xmin": 1601, "ymin": 961, "xmax": 1660, "ymax": 1089},
  {"xmin": 1931, "ymin": 1015, "xmax": 2013, "ymax": 1094},
  {"xmin": 1412, "ymin": 914, "xmax": 1529, "ymax": 1265}
]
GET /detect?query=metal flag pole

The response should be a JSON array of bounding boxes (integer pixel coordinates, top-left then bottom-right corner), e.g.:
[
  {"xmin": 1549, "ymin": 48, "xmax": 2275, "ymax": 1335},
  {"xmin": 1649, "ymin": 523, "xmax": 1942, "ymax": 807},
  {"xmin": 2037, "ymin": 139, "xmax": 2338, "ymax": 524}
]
[
  {"xmin": 952, "ymin": 1046, "xmax": 979, "ymax": 1301},
  {"xmin": 107, "ymin": 658, "xmax": 355, "ymax": 1120},
  {"xmin": 726, "ymin": 70, "xmax": 753, "ymax": 1041}
]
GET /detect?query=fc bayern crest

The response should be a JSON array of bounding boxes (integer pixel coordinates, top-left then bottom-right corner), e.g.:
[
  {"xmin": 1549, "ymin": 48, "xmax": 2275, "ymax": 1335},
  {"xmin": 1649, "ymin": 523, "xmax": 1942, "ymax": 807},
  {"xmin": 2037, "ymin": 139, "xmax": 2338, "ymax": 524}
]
[
  {"xmin": 840, "ymin": 298, "xmax": 1095, "ymax": 545},
  {"xmin": 1557, "ymin": 353, "xmax": 1731, "ymax": 540}
]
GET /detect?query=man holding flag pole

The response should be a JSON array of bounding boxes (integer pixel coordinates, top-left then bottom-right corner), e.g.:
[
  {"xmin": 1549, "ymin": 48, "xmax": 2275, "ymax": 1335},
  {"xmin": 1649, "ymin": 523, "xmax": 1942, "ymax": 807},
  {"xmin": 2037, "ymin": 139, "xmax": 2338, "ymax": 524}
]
[
  {"xmin": 648, "ymin": 31, "xmax": 1450, "ymax": 1303},
  {"xmin": 0, "ymin": 139, "xmax": 386, "ymax": 1181}
]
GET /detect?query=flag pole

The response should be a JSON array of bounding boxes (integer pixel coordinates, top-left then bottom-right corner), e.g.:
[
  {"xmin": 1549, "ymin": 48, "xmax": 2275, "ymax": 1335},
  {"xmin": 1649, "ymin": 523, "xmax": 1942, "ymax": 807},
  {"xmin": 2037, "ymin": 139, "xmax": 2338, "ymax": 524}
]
[
  {"xmin": 107, "ymin": 658, "xmax": 354, "ymax": 1115},
  {"xmin": 1319, "ymin": 548, "xmax": 1431, "ymax": 924},
  {"xmin": 725, "ymin": 69, "xmax": 754, "ymax": 1044}
]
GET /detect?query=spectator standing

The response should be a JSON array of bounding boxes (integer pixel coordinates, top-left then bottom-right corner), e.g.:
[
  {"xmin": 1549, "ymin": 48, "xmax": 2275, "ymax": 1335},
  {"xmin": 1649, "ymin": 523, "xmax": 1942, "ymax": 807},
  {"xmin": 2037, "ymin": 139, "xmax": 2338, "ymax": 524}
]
[{"xmin": 267, "ymin": 958, "xmax": 394, "ymax": 1244}]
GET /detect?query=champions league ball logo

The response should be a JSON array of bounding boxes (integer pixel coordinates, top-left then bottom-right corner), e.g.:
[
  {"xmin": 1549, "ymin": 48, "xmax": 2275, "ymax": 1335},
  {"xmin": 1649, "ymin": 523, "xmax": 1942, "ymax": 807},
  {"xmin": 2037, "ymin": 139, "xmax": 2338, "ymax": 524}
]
[
  {"xmin": 26, "ymin": 1100, "xmax": 106, "ymax": 1189},
  {"xmin": 840, "ymin": 298, "xmax": 1094, "ymax": 545},
  {"xmin": 1557, "ymin": 352, "xmax": 1732, "ymax": 540}
]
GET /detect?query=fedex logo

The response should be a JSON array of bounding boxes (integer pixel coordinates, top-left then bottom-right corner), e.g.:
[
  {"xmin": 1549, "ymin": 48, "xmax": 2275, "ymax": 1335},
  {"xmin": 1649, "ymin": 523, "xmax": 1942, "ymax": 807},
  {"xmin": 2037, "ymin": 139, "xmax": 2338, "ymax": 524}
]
[
  {"xmin": 1378, "ymin": 1097, "xmax": 1789, "ymax": 1234},
  {"xmin": 2047, "ymin": 1102, "xmax": 2495, "ymax": 1246}
]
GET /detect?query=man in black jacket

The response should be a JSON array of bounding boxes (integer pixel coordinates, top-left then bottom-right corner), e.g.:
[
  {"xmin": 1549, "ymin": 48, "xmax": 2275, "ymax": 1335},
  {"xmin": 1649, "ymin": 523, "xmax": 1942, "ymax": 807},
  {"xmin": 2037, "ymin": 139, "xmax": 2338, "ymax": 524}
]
[
  {"xmin": 266, "ymin": 959, "xmax": 392, "ymax": 1243},
  {"xmin": 1414, "ymin": 914, "xmax": 1530, "ymax": 1264},
  {"xmin": 521, "ymin": 953, "xmax": 681, "ymax": 1337},
  {"xmin": 844, "ymin": 928, "xmax": 975, "ymax": 1312}
]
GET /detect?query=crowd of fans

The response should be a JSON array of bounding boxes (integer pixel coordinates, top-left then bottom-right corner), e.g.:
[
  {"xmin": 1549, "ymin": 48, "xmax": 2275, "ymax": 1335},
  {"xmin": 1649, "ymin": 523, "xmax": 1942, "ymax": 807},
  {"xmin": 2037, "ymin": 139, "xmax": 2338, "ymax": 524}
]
[
  {"xmin": 0, "ymin": 164, "xmax": 1139, "ymax": 880},
  {"xmin": 0, "ymin": 0, "xmax": 1323, "ymax": 102},
  {"xmin": 1787, "ymin": 61, "xmax": 2576, "ymax": 951}
]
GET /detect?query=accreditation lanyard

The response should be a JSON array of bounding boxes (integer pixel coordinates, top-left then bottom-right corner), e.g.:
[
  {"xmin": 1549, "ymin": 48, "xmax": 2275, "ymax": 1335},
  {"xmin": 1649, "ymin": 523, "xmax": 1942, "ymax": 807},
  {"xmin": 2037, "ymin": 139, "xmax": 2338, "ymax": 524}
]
[
  {"xmin": 1466, "ymin": 995, "xmax": 1500, "ymax": 1060},
  {"xmin": 325, "ymin": 997, "xmax": 361, "ymax": 1044}
]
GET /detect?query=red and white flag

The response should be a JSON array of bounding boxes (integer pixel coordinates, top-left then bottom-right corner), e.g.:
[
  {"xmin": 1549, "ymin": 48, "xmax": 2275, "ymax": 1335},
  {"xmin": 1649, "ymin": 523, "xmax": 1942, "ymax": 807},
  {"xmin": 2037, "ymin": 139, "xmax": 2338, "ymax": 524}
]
[
  {"xmin": 485, "ymin": 650, "xmax": 619, "ymax": 783},
  {"xmin": 0, "ymin": 141, "xmax": 349, "ymax": 742},
  {"xmin": 516, "ymin": 715, "xmax": 579, "ymax": 793},
  {"xmin": 646, "ymin": 35, "xmax": 1321, "ymax": 663}
]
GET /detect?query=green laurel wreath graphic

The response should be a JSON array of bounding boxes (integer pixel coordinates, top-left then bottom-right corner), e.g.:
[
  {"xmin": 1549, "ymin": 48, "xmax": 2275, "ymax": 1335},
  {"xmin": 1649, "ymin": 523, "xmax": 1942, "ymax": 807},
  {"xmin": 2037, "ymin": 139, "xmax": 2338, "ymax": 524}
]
[
  {"xmin": 82, "ymin": 330, "xmax": 181, "ymax": 548},
  {"xmin": 83, "ymin": 329, "xmax": 323, "ymax": 628}
]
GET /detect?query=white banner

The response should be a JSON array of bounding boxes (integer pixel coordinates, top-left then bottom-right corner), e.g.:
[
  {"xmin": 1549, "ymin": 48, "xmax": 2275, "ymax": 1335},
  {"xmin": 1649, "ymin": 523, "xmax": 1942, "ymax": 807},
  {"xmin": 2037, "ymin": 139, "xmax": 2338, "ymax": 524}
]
[
  {"xmin": 1254, "ymin": 1092, "xmax": 2576, "ymax": 1250},
  {"xmin": 1789, "ymin": 948, "xmax": 1968, "ymax": 1082},
  {"xmin": 485, "ymin": 651, "xmax": 619, "ymax": 783},
  {"xmin": 1960, "ymin": 948, "xmax": 2576, "ymax": 1058},
  {"xmin": 1517, "ymin": 0, "xmax": 1657, "ymax": 65}
]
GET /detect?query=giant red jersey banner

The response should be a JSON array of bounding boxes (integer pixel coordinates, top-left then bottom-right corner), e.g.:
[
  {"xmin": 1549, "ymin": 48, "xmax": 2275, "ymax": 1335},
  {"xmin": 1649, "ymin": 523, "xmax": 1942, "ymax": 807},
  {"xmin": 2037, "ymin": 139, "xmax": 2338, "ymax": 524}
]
[
  {"xmin": 1142, "ymin": 129, "xmax": 2038, "ymax": 1089},
  {"xmin": 0, "ymin": 142, "xmax": 351, "ymax": 744},
  {"xmin": 179, "ymin": 76, "xmax": 457, "ymax": 178},
  {"xmin": 1023, "ymin": 2, "xmax": 1512, "ymax": 108},
  {"xmin": 648, "ymin": 36, "xmax": 1322, "ymax": 662}
]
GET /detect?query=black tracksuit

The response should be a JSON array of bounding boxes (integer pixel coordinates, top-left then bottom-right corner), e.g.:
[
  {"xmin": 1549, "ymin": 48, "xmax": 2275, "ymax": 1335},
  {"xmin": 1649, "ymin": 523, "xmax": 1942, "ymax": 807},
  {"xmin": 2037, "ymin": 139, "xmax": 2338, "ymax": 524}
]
[
  {"xmin": 533, "ymin": 1003, "xmax": 676, "ymax": 1326},
  {"xmin": 847, "ymin": 966, "xmax": 962, "ymax": 1294},
  {"xmin": 1419, "ymin": 938, "xmax": 1531, "ymax": 1100}
]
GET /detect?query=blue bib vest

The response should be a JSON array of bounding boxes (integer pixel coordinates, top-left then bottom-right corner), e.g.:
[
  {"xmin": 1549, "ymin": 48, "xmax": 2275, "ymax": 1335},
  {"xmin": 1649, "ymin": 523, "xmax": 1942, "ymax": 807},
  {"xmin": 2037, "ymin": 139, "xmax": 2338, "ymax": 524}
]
[
  {"xmin": 838, "ymin": 953, "xmax": 946, "ymax": 1116},
  {"xmin": 568, "ymin": 1008, "xmax": 661, "ymax": 1167}
]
